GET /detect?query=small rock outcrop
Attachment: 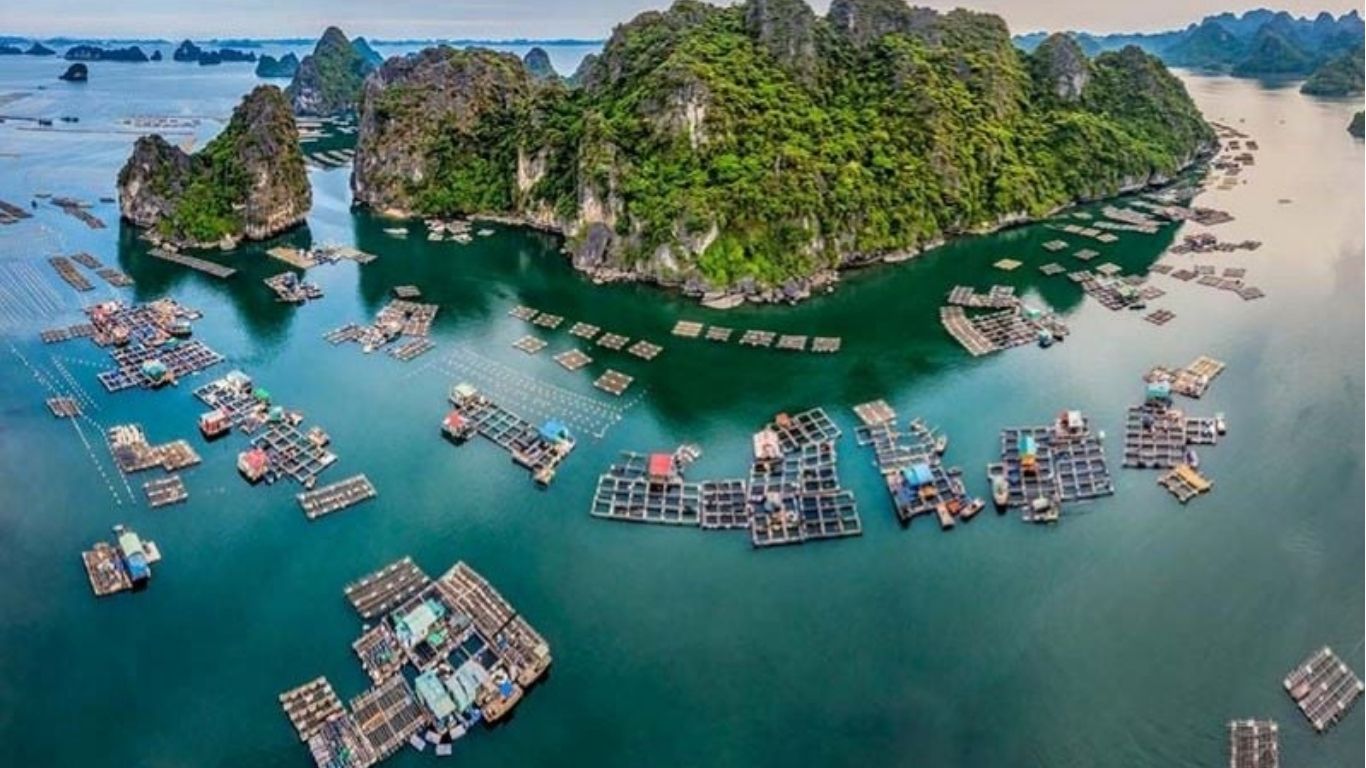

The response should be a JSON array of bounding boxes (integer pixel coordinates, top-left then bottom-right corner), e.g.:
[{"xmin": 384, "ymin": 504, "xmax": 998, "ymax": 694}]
[
  {"xmin": 1350, "ymin": 111, "xmax": 1365, "ymax": 138},
  {"xmin": 172, "ymin": 40, "xmax": 203, "ymax": 62},
  {"xmin": 25, "ymin": 42, "xmax": 56, "ymax": 56},
  {"xmin": 117, "ymin": 85, "xmax": 310, "ymax": 249},
  {"xmin": 1030, "ymin": 33, "xmax": 1090, "ymax": 101},
  {"xmin": 745, "ymin": 0, "xmax": 819, "ymax": 81},
  {"xmin": 522, "ymin": 47, "xmax": 558, "ymax": 81},
  {"xmin": 286, "ymin": 27, "xmax": 376, "ymax": 115},
  {"xmin": 827, "ymin": 0, "xmax": 938, "ymax": 47},
  {"xmin": 150, "ymin": 50, "xmax": 163, "ymax": 61},
  {"xmin": 256, "ymin": 52, "xmax": 300, "ymax": 79},
  {"xmin": 59, "ymin": 63, "xmax": 88, "ymax": 82}
]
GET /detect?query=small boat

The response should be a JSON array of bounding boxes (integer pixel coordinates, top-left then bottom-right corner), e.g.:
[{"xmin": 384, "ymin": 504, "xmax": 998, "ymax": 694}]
[
  {"xmin": 1214, "ymin": 413, "xmax": 1227, "ymax": 435},
  {"xmin": 934, "ymin": 434, "xmax": 948, "ymax": 454},
  {"xmin": 988, "ymin": 465, "xmax": 1009, "ymax": 509},
  {"xmin": 1037, "ymin": 329, "xmax": 1054, "ymax": 348},
  {"xmin": 383, "ymin": 227, "xmax": 407, "ymax": 237},
  {"xmin": 1185, "ymin": 448, "xmax": 1200, "ymax": 469},
  {"xmin": 1024, "ymin": 494, "xmax": 1060, "ymax": 524},
  {"xmin": 1127, "ymin": 301, "xmax": 1147, "ymax": 311}
]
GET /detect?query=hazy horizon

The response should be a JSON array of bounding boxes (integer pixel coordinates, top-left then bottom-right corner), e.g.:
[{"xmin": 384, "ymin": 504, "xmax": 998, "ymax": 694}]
[{"xmin": 4, "ymin": 1, "xmax": 1362, "ymax": 41}]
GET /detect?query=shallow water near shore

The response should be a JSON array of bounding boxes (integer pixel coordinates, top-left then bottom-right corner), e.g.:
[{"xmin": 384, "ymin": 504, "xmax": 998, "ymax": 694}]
[{"xmin": 0, "ymin": 55, "xmax": 1362, "ymax": 767}]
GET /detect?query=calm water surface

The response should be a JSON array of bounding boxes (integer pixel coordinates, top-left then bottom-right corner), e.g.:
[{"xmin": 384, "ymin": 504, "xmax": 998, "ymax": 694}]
[{"xmin": 0, "ymin": 56, "xmax": 1361, "ymax": 767}]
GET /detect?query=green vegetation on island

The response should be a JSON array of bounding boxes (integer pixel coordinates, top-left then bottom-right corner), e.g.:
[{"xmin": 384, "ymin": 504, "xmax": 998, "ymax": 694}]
[
  {"xmin": 118, "ymin": 85, "xmax": 311, "ymax": 248},
  {"xmin": 1301, "ymin": 49, "xmax": 1365, "ymax": 96},
  {"xmin": 353, "ymin": 0, "xmax": 1213, "ymax": 291},
  {"xmin": 1350, "ymin": 111, "xmax": 1365, "ymax": 138},
  {"xmin": 287, "ymin": 27, "xmax": 378, "ymax": 115}
]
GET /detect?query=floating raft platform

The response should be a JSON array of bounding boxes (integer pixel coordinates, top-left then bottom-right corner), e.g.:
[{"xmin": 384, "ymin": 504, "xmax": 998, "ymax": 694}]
[
  {"xmin": 297, "ymin": 474, "xmax": 376, "ymax": 520},
  {"xmin": 46, "ymin": 396, "xmax": 81, "ymax": 418},
  {"xmin": 554, "ymin": 348, "xmax": 592, "ymax": 370},
  {"xmin": 1039, "ymin": 263, "xmax": 1066, "ymax": 276},
  {"xmin": 512, "ymin": 335, "xmax": 547, "ymax": 354},
  {"xmin": 775, "ymin": 334, "xmax": 807, "ymax": 352},
  {"xmin": 705, "ymin": 326, "xmax": 733, "ymax": 343},
  {"xmin": 1074, "ymin": 248, "xmax": 1099, "ymax": 261},
  {"xmin": 748, "ymin": 442, "xmax": 861, "ymax": 548},
  {"xmin": 250, "ymin": 420, "xmax": 337, "ymax": 487},
  {"xmin": 265, "ymin": 272, "xmax": 323, "ymax": 304},
  {"xmin": 81, "ymin": 542, "xmax": 133, "ymax": 596},
  {"xmin": 852, "ymin": 399, "xmax": 896, "ymax": 426},
  {"xmin": 811, "ymin": 336, "xmax": 841, "ymax": 353},
  {"xmin": 865, "ymin": 419, "xmax": 979, "ymax": 529},
  {"xmin": 590, "ymin": 453, "xmax": 706, "ymax": 526},
  {"xmin": 279, "ymin": 677, "xmax": 348, "ymax": 742},
  {"xmin": 671, "ymin": 320, "xmax": 703, "ymax": 338},
  {"xmin": 1144, "ymin": 309, "xmax": 1176, "ymax": 326},
  {"xmin": 508, "ymin": 305, "xmax": 537, "ymax": 321},
  {"xmin": 1122, "ymin": 403, "xmax": 1221, "ymax": 469},
  {"xmin": 447, "ymin": 385, "xmax": 576, "ymax": 481},
  {"xmin": 597, "ymin": 332, "xmax": 629, "ymax": 350},
  {"xmin": 1144, "ymin": 355, "xmax": 1225, "ymax": 398},
  {"xmin": 348, "ymin": 674, "xmax": 425, "ymax": 762},
  {"xmin": 352, "ymin": 623, "xmax": 403, "ymax": 685},
  {"xmin": 39, "ymin": 323, "xmax": 94, "ymax": 344},
  {"xmin": 1042, "ymin": 239, "xmax": 1068, "ymax": 252},
  {"xmin": 49, "ymin": 256, "xmax": 94, "ymax": 292},
  {"xmin": 1157, "ymin": 464, "xmax": 1211, "ymax": 503},
  {"xmin": 594, "ymin": 369, "xmax": 634, "ymax": 396},
  {"xmin": 948, "ymin": 285, "xmax": 1018, "ymax": 309},
  {"xmin": 1283, "ymin": 646, "xmax": 1364, "ymax": 733},
  {"xmin": 627, "ymin": 340, "xmax": 662, "ymax": 360},
  {"xmin": 992, "ymin": 258, "xmax": 1022, "ymax": 271},
  {"xmin": 1228, "ymin": 719, "xmax": 1278, "ymax": 768},
  {"xmin": 344, "ymin": 557, "xmax": 432, "ymax": 621},
  {"xmin": 143, "ymin": 475, "xmax": 187, "ymax": 508},
  {"xmin": 95, "ymin": 267, "xmax": 134, "ymax": 287},
  {"xmin": 569, "ymin": 322, "xmax": 600, "ymax": 339},
  {"xmin": 390, "ymin": 285, "xmax": 421, "ymax": 300},
  {"xmin": 738, "ymin": 330, "xmax": 775, "ymax": 347},
  {"xmin": 765, "ymin": 408, "xmax": 837, "ymax": 450},
  {"xmin": 387, "ymin": 338, "xmax": 433, "ymax": 362},
  {"xmin": 531, "ymin": 312, "xmax": 563, "ymax": 329},
  {"xmin": 266, "ymin": 246, "xmax": 318, "ymax": 269},
  {"xmin": 987, "ymin": 411, "xmax": 1115, "ymax": 519},
  {"xmin": 150, "ymin": 248, "xmax": 237, "ymax": 278}
]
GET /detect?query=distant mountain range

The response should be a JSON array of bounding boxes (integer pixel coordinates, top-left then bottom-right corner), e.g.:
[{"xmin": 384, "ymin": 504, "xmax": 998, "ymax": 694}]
[{"xmin": 1015, "ymin": 8, "xmax": 1363, "ymax": 78}]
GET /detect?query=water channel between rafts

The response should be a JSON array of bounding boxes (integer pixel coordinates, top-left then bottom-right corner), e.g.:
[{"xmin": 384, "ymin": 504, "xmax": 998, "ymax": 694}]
[{"xmin": 0, "ymin": 54, "xmax": 1361, "ymax": 767}]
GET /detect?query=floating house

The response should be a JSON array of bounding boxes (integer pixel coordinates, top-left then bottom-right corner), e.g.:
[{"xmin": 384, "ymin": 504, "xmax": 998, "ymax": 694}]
[
  {"xmin": 140, "ymin": 359, "xmax": 170, "ymax": 387},
  {"xmin": 198, "ymin": 408, "xmax": 231, "ymax": 439},
  {"xmin": 237, "ymin": 447, "xmax": 269, "ymax": 483},
  {"xmin": 442, "ymin": 410, "xmax": 473, "ymax": 442}
]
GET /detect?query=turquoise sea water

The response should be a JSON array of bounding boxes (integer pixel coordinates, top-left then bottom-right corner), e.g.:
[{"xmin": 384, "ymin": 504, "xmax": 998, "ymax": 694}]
[{"xmin": 0, "ymin": 53, "xmax": 1361, "ymax": 767}]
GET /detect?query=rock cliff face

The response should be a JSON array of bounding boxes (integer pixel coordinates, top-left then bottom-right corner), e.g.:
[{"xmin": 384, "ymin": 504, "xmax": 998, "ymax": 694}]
[
  {"xmin": 118, "ymin": 85, "xmax": 310, "ymax": 249},
  {"xmin": 352, "ymin": 47, "xmax": 533, "ymax": 214},
  {"xmin": 286, "ymin": 27, "xmax": 377, "ymax": 115},
  {"xmin": 1030, "ymin": 33, "xmax": 1089, "ymax": 102},
  {"xmin": 350, "ymin": 0, "xmax": 1213, "ymax": 294}
]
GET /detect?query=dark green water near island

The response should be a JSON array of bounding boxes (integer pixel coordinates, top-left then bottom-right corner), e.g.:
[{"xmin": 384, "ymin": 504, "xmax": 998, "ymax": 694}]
[{"xmin": 0, "ymin": 54, "xmax": 1362, "ymax": 767}]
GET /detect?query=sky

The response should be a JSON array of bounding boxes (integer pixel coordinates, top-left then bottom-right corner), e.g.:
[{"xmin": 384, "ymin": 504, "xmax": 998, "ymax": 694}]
[{"xmin": 4, "ymin": 0, "xmax": 1363, "ymax": 40}]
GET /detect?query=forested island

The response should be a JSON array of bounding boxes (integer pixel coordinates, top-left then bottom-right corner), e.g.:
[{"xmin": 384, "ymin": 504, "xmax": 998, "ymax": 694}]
[
  {"xmin": 117, "ymin": 86, "xmax": 311, "ymax": 248},
  {"xmin": 349, "ymin": 0, "xmax": 1213, "ymax": 294}
]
